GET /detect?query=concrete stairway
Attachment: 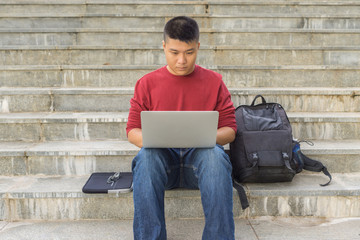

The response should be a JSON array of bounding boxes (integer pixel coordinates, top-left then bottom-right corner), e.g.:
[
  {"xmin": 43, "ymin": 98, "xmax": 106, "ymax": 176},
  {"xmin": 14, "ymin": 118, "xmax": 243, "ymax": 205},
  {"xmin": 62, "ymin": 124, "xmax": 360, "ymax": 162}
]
[{"xmin": 0, "ymin": 0, "xmax": 360, "ymax": 228}]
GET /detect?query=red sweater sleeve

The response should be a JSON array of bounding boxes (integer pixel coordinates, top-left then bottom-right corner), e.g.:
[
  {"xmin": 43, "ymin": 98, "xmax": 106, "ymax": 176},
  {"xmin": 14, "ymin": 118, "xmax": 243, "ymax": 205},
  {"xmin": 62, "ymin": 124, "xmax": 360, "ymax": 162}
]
[
  {"xmin": 126, "ymin": 78, "xmax": 149, "ymax": 135},
  {"xmin": 216, "ymin": 81, "xmax": 237, "ymax": 133}
]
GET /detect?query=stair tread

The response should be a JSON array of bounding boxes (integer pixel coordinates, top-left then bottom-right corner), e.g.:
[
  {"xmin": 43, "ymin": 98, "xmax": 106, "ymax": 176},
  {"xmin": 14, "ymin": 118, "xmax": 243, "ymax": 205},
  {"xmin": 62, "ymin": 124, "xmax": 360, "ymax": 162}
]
[
  {"xmin": 2, "ymin": 12, "xmax": 360, "ymax": 18},
  {"xmin": 0, "ymin": 111, "xmax": 359, "ymax": 123},
  {"xmin": 2, "ymin": 0, "xmax": 360, "ymax": 5},
  {"xmin": 2, "ymin": 27, "xmax": 360, "ymax": 33},
  {"xmin": 0, "ymin": 173, "xmax": 359, "ymax": 197},
  {"xmin": 3, "ymin": 65, "xmax": 360, "ymax": 70},
  {"xmin": 3, "ymin": 45, "xmax": 360, "ymax": 50},
  {"xmin": 0, "ymin": 87, "xmax": 359, "ymax": 94},
  {"xmin": 0, "ymin": 139, "xmax": 359, "ymax": 156},
  {"xmin": 0, "ymin": 140, "xmax": 138, "ymax": 156},
  {"xmin": 1, "ymin": 217, "xmax": 360, "ymax": 240}
]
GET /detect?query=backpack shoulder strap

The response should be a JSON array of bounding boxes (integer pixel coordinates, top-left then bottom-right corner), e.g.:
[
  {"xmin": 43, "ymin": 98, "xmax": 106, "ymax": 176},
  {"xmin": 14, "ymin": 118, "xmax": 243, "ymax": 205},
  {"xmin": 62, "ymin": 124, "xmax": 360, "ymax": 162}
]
[
  {"xmin": 300, "ymin": 151, "xmax": 332, "ymax": 186},
  {"xmin": 233, "ymin": 180, "xmax": 249, "ymax": 210}
]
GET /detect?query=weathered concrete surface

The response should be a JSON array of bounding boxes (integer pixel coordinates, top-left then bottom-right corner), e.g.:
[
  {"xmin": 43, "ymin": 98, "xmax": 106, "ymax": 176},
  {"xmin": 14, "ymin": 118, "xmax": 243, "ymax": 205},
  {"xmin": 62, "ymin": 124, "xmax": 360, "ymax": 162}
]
[
  {"xmin": 1, "ymin": 87, "xmax": 359, "ymax": 112},
  {"xmin": 0, "ymin": 0, "xmax": 359, "ymax": 230},
  {"xmin": 0, "ymin": 139, "xmax": 359, "ymax": 176},
  {"xmin": 0, "ymin": 174, "xmax": 359, "ymax": 220},
  {"xmin": 1, "ymin": 65, "xmax": 360, "ymax": 88},
  {"xmin": 0, "ymin": 217, "xmax": 360, "ymax": 240},
  {"xmin": 3, "ymin": 29, "xmax": 360, "ymax": 47},
  {"xmin": 3, "ymin": 15, "xmax": 360, "ymax": 30},
  {"xmin": 3, "ymin": 47, "xmax": 360, "ymax": 66},
  {"xmin": 0, "ymin": 112, "xmax": 359, "ymax": 141},
  {"xmin": 2, "ymin": 1, "xmax": 360, "ymax": 16}
]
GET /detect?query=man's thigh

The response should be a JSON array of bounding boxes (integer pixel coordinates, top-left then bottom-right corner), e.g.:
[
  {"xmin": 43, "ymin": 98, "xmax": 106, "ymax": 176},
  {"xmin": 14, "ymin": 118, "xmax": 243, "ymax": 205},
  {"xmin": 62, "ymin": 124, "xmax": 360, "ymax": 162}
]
[
  {"xmin": 182, "ymin": 145, "xmax": 232, "ymax": 189},
  {"xmin": 132, "ymin": 148, "xmax": 182, "ymax": 189}
]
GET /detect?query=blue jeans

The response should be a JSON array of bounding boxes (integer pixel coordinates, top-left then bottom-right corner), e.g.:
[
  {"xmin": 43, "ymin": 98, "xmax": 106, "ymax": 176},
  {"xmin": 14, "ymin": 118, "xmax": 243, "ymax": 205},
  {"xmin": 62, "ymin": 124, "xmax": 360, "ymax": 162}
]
[{"xmin": 132, "ymin": 145, "xmax": 235, "ymax": 240}]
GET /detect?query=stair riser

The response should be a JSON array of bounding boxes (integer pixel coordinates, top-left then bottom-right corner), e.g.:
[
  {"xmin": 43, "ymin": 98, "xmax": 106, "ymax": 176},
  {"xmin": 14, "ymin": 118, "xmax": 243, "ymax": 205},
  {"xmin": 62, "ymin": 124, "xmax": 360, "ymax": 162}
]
[
  {"xmin": 0, "ymin": 122, "xmax": 358, "ymax": 141},
  {"xmin": 0, "ymin": 155, "xmax": 133, "ymax": 176},
  {"xmin": 249, "ymin": 195, "xmax": 360, "ymax": 218},
  {"xmin": 1, "ymin": 151, "xmax": 359, "ymax": 176},
  {"xmin": 2, "ymin": 68, "xmax": 360, "ymax": 88},
  {"xmin": 211, "ymin": 4, "xmax": 360, "ymax": 15},
  {"xmin": 2, "ymin": 16, "xmax": 360, "ymax": 30},
  {"xmin": 0, "ymin": 68, "xmax": 152, "ymax": 88},
  {"xmin": 232, "ymin": 94, "xmax": 360, "ymax": 112},
  {"xmin": 1, "ymin": 93, "xmax": 359, "ymax": 112},
  {"xmin": 2, "ymin": 3, "xmax": 360, "ymax": 15},
  {"xmin": 291, "ymin": 122, "xmax": 360, "ymax": 140},
  {"xmin": 2, "ymin": 49, "xmax": 360, "ymax": 66},
  {"xmin": 1, "ymin": 194, "xmax": 359, "ymax": 221},
  {"xmin": 0, "ymin": 122, "xmax": 128, "ymax": 142},
  {"xmin": 0, "ymin": 32, "xmax": 76, "ymax": 46},
  {"xmin": 0, "ymin": 4, "xmax": 205, "ymax": 15},
  {"xmin": 0, "ymin": 94, "xmax": 132, "ymax": 112},
  {"xmin": 3, "ymin": 4, "xmax": 360, "ymax": 15},
  {"xmin": 2, "ymin": 32, "xmax": 360, "ymax": 47}
]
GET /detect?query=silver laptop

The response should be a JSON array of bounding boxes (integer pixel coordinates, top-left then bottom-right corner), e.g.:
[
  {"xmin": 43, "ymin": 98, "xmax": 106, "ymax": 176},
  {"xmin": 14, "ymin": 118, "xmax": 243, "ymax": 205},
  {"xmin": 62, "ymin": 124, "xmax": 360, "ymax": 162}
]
[{"xmin": 141, "ymin": 111, "xmax": 219, "ymax": 148}]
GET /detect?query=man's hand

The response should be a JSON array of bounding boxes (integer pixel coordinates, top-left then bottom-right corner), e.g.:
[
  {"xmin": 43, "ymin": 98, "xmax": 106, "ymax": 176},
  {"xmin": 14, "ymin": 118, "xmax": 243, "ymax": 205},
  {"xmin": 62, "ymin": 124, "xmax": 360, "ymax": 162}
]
[
  {"xmin": 216, "ymin": 127, "xmax": 236, "ymax": 146},
  {"xmin": 128, "ymin": 128, "xmax": 143, "ymax": 148}
]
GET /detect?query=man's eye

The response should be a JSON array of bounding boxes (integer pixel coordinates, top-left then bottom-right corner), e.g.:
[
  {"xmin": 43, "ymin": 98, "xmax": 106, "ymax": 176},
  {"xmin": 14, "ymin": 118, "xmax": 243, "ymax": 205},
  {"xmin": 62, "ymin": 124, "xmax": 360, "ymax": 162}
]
[
  {"xmin": 171, "ymin": 52, "xmax": 178, "ymax": 55},
  {"xmin": 187, "ymin": 52, "xmax": 194, "ymax": 55}
]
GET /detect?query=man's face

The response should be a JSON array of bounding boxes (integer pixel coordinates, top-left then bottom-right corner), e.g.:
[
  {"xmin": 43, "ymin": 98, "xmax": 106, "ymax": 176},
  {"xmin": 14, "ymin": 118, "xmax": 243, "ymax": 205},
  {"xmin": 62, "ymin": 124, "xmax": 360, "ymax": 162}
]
[{"xmin": 163, "ymin": 38, "xmax": 200, "ymax": 76}]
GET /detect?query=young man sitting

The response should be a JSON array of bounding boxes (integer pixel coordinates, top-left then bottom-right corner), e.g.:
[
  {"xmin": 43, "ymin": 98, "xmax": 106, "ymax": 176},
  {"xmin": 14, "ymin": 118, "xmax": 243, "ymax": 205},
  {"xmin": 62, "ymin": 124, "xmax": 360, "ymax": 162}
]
[{"xmin": 126, "ymin": 16, "xmax": 237, "ymax": 240}]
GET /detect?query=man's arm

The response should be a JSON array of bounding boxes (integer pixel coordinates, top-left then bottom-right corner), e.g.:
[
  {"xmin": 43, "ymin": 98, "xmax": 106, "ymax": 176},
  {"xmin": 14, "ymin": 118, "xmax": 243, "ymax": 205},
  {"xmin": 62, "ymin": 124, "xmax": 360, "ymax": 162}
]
[
  {"xmin": 216, "ymin": 126, "xmax": 236, "ymax": 146},
  {"xmin": 128, "ymin": 128, "xmax": 143, "ymax": 148}
]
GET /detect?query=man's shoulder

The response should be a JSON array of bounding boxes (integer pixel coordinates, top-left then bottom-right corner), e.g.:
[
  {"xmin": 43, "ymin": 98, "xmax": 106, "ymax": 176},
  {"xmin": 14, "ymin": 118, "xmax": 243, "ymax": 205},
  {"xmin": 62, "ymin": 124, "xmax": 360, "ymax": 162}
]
[
  {"xmin": 195, "ymin": 65, "xmax": 223, "ymax": 86},
  {"xmin": 142, "ymin": 66, "xmax": 167, "ymax": 79},
  {"xmin": 196, "ymin": 65, "xmax": 222, "ymax": 79},
  {"xmin": 136, "ymin": 66, "xmax": 167, "ymax": 86}
]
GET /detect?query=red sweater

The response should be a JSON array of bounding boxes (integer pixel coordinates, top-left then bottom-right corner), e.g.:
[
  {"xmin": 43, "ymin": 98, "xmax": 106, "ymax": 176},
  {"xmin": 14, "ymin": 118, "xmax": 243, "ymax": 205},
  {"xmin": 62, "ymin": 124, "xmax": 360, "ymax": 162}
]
[{"xmin": 126, "ymin": 65, "xmax": 237, "ymax": 135}]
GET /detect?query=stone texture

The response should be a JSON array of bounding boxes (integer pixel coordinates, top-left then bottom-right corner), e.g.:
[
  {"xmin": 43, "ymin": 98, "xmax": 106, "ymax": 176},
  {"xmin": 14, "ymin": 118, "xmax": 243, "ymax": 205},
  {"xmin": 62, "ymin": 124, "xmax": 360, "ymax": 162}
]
[
  {"xmin": 0, "ymin": 0, "xmax": 359, "ymax": 225},
  {"xmin": 4, "ymin": 47, "xmax": 360, "ymax": 66},
  {"xmin": 3, "ymin": 29, "xmax": 360, "ymax": 48},
  {"xmin": 2, "ymin": 65, "xmax": 360, "ymax": 88},
  {"xmin": 0, "ymin": 174, "xmax": 359, "ymax": 220},
  {"xmin": 26, "ymin": 155, "xmax": 133, "ymax": 176},
  {"xmin": 0, "ymin": 87, "xmax": 359, "ymax": 113},
  {"xmin": 1, "ymin": 217, "xmax": 360, "ymax": 240}
]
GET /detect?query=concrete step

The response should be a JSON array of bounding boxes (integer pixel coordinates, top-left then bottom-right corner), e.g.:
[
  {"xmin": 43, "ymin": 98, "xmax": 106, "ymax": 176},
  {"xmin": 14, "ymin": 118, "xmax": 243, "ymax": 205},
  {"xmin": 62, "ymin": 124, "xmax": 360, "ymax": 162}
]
[
  {"xmin": 1, "ymin": 217, "xmax": 360, "ymax": 240},
  {"xmin": 2, "ymin": 1, "xmax": 360, "ymax": 15},
  {"xmin": 0, "ymin": 88, "xmax": 133, "ymax": 113},
  {"xmin": 0, "ymin": 2, "xmax": 206, "ymax": 15},
  {"xmin": 0, "ymin": 87, "xmax": 359, "ymax": 113},
  {"xmin": 2, "ymin": 13, "xmax": 360, "ymax": 30},
  {"xmin": 0, "ymin": 112, "xmax": 129, "ymax": 142},
  {"xmin": 2, "ymin": 28, "xmax": 360, "ymax": 47},
  {"xmin": 0, "ymin": 140, "xmax": 136, "ymax": 176},
  {"xmin": 0, "ymin": 111, "xmax": 359, "ymax": 142},
  {"xmin": 0, "ymin": 139, "xmax": 359, "ymax": 176},
  {"xmin": 1, "ymin": 65, "xmax": 360, "ymax": 88},
  {"xmin": 0, "ymin": 173, "xmax": 359, "ymax": 221},
  {"xmin": 3, "ymin": 46, "xmax": 360, "ymax": 66}
]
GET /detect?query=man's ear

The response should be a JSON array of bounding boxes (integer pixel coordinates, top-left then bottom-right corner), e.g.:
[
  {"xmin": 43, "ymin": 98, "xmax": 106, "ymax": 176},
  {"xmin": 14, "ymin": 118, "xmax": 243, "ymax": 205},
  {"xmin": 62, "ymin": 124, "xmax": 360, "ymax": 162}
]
[{"xmin": 162, "ymin": 40, "xmax": 166, "ymax": 49}]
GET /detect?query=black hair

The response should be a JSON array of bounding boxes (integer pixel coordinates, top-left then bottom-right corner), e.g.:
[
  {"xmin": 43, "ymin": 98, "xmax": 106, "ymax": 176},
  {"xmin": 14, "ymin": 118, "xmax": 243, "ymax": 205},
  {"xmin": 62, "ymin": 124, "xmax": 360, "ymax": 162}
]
[{"xmin": 164, "ymin": 16, "xmax": 199, "ymax": 43}]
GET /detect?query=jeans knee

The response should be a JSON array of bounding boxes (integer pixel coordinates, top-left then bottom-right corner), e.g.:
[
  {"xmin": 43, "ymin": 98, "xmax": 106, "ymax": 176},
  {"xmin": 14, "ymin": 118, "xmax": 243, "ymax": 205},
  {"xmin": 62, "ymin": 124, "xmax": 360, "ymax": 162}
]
[
  {"xmin": 132, "ymin": 148, "xmax": 174, "ymax": 182},
  {"xmin": 191, "ymin": 146, "xmax": 232, "ymax": 186},
  {"xmin": 197, "ymin": 146, "xmax": 232, "ymax": 171}
]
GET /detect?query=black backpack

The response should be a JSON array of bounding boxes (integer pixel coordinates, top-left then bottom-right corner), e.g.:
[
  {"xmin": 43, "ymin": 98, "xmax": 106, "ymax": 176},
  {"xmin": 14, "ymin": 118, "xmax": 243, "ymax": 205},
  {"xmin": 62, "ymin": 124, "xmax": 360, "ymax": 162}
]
[{"xmin": 230, "ymin": 95, "xmax": 332, "ymax": 210}]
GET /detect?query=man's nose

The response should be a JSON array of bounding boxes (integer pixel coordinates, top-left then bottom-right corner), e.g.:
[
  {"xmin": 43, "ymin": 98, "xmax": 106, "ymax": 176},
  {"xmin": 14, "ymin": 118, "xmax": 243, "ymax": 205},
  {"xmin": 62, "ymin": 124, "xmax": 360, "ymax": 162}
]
[{"xmin": 177, "ymin": 53, "xmax": 187, "ymax": 64}]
